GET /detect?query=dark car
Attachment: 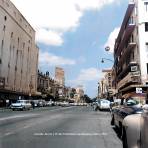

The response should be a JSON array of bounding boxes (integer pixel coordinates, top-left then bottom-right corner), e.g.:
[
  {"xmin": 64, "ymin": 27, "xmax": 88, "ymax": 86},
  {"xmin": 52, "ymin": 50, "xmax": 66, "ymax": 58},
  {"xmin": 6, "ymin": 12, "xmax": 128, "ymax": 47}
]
[{"xmin": 111, "ymin": 98, "xmax": 143, "ymax": 136}]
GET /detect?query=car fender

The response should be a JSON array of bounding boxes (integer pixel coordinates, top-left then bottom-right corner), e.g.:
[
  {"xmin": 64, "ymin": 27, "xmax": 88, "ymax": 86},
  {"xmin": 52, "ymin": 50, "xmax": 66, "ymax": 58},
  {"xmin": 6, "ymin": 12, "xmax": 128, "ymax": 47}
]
[{"xmin": 122, "ymin": 114, "xmax": 141, "ymax": 148}]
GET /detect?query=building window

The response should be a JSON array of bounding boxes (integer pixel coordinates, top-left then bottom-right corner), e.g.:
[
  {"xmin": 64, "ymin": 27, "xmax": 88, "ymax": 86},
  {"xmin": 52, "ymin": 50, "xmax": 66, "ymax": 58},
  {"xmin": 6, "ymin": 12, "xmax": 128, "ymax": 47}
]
[
  {"xmin": 3, "ymin": 25, "xmax": 6, "ymax": 31},
  {"xmin": 132, "ymin": 52, "xmax": 134, "ymax": 60},
  {"xmin": 23, "ymin": 42, "xmax": 25, "ymax": 49},
  {"xmin": 4, "ymin": 16, "xmax": 7, "ymax": 21},
  {"xmin": 145, "ymin": 22, "xmax": 148, "ymax": 32},
  {"xmin": 147, "ymin": 63, "xmax": 148, "ymax": 74},
  {"xmin": 146, "ymin": 42, "xmax": 148, "ymax": 52},
  {"xmin": 1, "ymin": 40, "xmax": 4, "ymax": 50},
  {"xmin": 11, "ymin": 32, "xmax": 13, "ymax": 38},
  {"xmin": 144, "ymin": 2, "xmax": 148, "ymax": 12}
]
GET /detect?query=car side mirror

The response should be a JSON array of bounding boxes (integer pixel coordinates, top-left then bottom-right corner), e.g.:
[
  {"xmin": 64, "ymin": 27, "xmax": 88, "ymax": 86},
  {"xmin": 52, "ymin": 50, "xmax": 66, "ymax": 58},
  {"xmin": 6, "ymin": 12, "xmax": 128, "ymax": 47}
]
[{"xmin": 142, "ymin": 104, "xmax": 148, "ymax": 113}]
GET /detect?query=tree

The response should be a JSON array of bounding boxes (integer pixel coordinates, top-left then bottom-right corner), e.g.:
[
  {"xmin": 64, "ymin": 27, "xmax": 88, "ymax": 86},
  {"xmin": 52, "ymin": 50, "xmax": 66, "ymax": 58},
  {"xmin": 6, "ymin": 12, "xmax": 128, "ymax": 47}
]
[{"xmin": 83, "ymin": 94, "xmax": 92, "ymax": 103}]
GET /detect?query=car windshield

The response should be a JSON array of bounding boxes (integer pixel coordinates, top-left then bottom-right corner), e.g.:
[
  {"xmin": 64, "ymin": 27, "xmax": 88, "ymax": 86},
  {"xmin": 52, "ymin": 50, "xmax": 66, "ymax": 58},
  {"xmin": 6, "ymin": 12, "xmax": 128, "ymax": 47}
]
[
  {"xmin": 16, "ymin": 100, "xmax": 24, "ymax": 103},
  {"xmin": 126, "ymin": 99, "xmax": 139, "ymax": 106},
  {"xmin": 102, "ymin": 100, "xmax": 109, "ymax": 104}
]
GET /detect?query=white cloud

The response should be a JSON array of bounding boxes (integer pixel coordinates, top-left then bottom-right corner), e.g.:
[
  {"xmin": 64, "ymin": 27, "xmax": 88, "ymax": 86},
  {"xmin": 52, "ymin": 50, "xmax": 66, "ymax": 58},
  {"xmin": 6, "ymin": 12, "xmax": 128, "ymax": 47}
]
[
  {"xmin": 39, "ymin": 51, "xmax": 76, "ymax": 66},
  {"xmin": 69, "ymin": 68, "xmax": 103, "ymax": 86},
  {"xmin": 11, "ymin": 0, "xmax": 122, "ymax": 46},
  {"xmin": 104, "ymin": 27, "xmax": 120, "ymax": 53},
  {"xmin": 36, "ymin": 29, "xmax": 63, "ymax": 46}
]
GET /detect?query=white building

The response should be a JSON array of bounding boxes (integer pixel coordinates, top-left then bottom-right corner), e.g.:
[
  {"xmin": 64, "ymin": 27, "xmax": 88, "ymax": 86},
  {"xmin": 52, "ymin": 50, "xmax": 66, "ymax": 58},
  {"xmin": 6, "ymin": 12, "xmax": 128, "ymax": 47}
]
[
  {"xmin": 75, "ymin": 85, "xmax": 84, "ymax": 103},
  {"xmin": 0, "ymin": 0, "xmax": 38, "ymax": 100},
  {"xmin": 113, "ymin": 0, "xmax": 148, "ymax": 99},
  {"xmin": 55, "ymin": 67, "xmax": 65, "ymax": 87}
]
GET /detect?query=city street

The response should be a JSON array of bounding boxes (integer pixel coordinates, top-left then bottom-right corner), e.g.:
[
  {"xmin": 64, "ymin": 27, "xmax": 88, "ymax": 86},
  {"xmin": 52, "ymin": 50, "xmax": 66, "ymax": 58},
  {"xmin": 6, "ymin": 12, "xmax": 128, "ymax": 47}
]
[{"xmin": 0, "ymin": 106, "xmax": 122, "ymax": 148}]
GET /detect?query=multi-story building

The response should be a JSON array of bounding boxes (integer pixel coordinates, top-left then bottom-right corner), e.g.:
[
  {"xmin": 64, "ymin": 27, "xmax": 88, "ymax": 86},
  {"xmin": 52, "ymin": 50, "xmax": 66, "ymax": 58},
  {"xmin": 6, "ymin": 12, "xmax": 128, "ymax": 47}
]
[
  {"xmin": 113, "ymin": 0, "xmax": 148, "ymax": 100},
  {"xmin": 0, "ymin": 0, "xmax": 38, "ymax": 104},
  {"xmin": 75, "ymin": 85, "xmax": 84, "ymax": 103},
  {"xmin": 55, "ymin": 67, "xmax": 65, "ymax": 98},
  {"xmin": 100, "ymin": 69, "xmax": 116, "ymax": 100},
  {"xmin": 55, "ymin": 67, "xmax": 65, "ymax": 87},
  {"xmin": 37, "ymin": 70, "xmax": 56, "ymax": 98}
]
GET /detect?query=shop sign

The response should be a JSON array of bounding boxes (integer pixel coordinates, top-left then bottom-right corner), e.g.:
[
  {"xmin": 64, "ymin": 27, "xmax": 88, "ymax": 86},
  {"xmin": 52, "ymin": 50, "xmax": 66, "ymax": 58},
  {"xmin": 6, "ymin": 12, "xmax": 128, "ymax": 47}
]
[{"xmin": 136, "ymin": 87, "xmax": 142, "ymax": 94}]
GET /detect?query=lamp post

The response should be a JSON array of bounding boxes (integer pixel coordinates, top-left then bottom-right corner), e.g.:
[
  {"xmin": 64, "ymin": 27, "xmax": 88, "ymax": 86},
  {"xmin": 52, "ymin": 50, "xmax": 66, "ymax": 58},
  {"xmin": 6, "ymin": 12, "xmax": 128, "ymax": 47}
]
[
  {"xmin": 100, "ymin": 56, "xmax": 114, "ymax": 100},
  {"xmin": 101, "ymin": 58, "xmax": 114, "ymax": 63}
]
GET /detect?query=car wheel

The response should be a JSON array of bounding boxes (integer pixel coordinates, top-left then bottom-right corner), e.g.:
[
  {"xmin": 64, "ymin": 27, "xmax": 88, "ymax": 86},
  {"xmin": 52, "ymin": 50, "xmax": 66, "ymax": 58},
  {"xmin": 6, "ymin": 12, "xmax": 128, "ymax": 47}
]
[
  {"xmin": 111, "ymin": 115, "xmax": 115, "ymax": 125},
  {"xmin": 122, "ymin": 127, "xmax": 128, "ymax": 148},
  {"xmin": 119, "ymin": 122, "xmax": 123, "ymax": 138}
]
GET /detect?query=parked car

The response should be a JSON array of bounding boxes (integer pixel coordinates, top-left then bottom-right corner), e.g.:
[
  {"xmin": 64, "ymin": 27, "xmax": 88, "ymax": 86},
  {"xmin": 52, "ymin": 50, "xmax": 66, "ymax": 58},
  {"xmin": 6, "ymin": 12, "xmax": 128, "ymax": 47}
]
[
  {"xmin": 92, "ymin": 101, "xmax": 99, "ymax": 111},
  {"xmin": 37, "ymin": 100, "xmax": 46, "ymax": 107},
  {"xmin": 10, "ymin": 100, "xmax": 32, "ymax": 111},
  {"xmin": 122, "ymin": 104, "xmax": 148, "ymax": 148},
  {"xmin": 46, "ymin": 101, "xmax": 55, "ymax": 106},
  {"xmin": 98, "ymin": 99, "xmax": 110, "ymax": 111},
  {"xmin": 61, "ymin": 101, "xmax": 70, "ymax": 107},
  {"xmin": 111, "ymin": 98, "xmax": 143, "ymax": 136}
]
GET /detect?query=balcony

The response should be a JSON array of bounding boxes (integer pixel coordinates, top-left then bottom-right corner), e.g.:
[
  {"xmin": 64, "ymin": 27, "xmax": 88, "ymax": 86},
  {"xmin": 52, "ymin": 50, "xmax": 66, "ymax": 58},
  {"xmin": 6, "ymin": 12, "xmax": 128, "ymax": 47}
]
[
  {"xmin": 116, "ymin": 24, "xmax": 135, "ymax": 56},
  {"xmin": 117, "ymin": 62, "xmax": 139, "ymax": 81},
  {"xmin": 115, "ymin": 3, "xmax": 135, "ymax": 53},
  {"xmin": 117, "ymin": 42, "xmax": 136, "ymax": 67},
  {"xmin": 117, "ymin": 71, "xmax": 140, "ymax": 89}
]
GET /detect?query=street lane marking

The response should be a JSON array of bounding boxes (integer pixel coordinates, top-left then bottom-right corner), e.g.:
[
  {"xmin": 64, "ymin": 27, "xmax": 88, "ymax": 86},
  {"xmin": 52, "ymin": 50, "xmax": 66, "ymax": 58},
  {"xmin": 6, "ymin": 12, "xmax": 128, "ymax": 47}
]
[
  {"xmin": 0, "ymin": 107, "xmax": 75, "ymax": 121},
  {"xmin": 4, "ymin": 132, "xmax": 14, "ymax": 136},
  {"xmin": 33, "ymin": 132, "xmax": 108, "ymax": 136},
  {"xmin": 23, "ymin": 125, "xmax": 31, "ymax": 129},
  {"xmin": 0, "ymin": 114, "xmax": 39, "ymax": 121},
  {"xmin": 48, "ymin": 106, "xmax": 75, "ymax": 112}
]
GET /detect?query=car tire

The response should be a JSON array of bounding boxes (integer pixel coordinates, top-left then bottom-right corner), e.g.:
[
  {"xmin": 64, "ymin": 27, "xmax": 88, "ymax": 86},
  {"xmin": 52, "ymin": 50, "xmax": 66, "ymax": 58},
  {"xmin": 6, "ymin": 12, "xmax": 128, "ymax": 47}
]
[
  {"xmin": 119, "ymin": 122, "xmax": 123, "ymax": 138},
  {"xmin": 111, "ymin": 115, "xmax": 115, "ymax": 125},
  {"xmin": 122, "ymin": 127, "xmax": 128, "ymax": 148}
]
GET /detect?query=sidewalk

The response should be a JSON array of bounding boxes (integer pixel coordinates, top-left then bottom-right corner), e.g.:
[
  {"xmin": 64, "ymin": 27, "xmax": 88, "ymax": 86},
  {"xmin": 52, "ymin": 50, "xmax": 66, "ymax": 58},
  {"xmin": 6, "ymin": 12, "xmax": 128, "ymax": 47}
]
[{"xmin": 0, "ymin": 107, "xmax": 11, "ymax": 112}]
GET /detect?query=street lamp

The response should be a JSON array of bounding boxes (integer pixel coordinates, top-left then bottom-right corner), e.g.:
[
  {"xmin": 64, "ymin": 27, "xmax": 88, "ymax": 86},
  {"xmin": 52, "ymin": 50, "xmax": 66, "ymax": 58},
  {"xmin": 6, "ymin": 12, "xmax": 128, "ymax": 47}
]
[
  {"xmin": 105, "ymin": 46, "xmax": 110, "ymax": 51},
  {"xmin": 101, "ymin": 58, "xmax": 114, "ymax": 63}
]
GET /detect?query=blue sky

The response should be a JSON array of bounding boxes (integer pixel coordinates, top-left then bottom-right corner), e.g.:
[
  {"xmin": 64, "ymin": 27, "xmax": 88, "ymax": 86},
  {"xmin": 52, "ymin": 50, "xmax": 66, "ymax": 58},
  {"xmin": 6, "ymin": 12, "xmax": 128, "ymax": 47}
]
[{"xmin": 12, "ymin": 0, "xmax": 128, "ymax": 98}]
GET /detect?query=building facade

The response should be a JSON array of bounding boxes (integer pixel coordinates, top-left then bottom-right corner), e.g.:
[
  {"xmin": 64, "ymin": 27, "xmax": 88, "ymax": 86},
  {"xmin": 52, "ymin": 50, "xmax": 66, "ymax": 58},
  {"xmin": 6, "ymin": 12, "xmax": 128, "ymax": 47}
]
[
  {"xmin": 113, "ymin": 0, "xmax": 148, "ymax": 100},
  {"xmin": 55, "ymin": 67, "xmax": 65, "ymax": 87},
  {"xmin": 0, "ymin": 0, "xmax": 38, "ymax": 103},
  {"xmin": 37, "ymin": 71, "xmax": 56, "ymax": 99},
  {"xmin": 55, "ymin": 67, "xmax": 65, "ymax": 98},
  {"xmin": 75, "ymin": 85, "xmax": 84, "ymax": 103}
]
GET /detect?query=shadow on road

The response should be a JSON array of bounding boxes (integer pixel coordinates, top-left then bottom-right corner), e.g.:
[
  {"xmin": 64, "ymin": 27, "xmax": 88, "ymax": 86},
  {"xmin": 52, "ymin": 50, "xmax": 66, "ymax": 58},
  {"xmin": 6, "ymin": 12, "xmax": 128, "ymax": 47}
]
[{"xmin": 112, "ymin": 126, "xmax": 122, "ymax": 140}]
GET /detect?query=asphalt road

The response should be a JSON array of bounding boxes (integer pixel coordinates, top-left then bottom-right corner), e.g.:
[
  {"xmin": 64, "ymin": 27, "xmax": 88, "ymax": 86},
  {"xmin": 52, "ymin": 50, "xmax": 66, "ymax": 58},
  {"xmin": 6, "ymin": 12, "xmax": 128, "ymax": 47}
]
[{"xmin": 0, "ymin": 106, "xmax": 122, "ymax": 148}]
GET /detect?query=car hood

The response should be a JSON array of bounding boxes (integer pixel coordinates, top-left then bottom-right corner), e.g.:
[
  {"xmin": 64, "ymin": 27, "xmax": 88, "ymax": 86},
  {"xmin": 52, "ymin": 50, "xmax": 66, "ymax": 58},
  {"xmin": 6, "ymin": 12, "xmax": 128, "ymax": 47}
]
[{"xmin": 11, "ymin": 103, "xmax": 23, "ymax": 106}]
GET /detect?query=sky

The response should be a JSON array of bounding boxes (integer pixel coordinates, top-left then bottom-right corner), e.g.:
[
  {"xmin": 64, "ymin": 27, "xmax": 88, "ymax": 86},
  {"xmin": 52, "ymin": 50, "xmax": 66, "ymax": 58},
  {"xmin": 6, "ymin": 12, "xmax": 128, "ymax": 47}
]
[{"xmin": 11, "ymin": 0, "xmax": 129, "ymax": 98}]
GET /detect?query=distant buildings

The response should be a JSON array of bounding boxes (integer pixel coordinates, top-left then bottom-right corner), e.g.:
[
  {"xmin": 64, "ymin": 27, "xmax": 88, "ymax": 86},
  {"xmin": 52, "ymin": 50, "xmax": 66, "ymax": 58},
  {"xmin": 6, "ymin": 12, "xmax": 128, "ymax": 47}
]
[
  {"xmin": 75, "ymin": 85, "xmax": 84, "ymax": 103},
  {"xmin": 55, "ymin": 67, "xmax": 65, "ymax": 87},
  {"xmin": 0, "ymin": 0, "xmax": 38, "ymax": 104},
  {"xmin": 55, "ymin": 67, "xmax": 65, "ymax": 98}
]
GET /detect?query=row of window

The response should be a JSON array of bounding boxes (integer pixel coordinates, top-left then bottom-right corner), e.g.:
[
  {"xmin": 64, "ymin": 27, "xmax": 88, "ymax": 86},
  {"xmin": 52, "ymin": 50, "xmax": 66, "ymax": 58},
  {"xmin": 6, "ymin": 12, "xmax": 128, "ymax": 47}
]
[
  {"xmin": 1, "ymin": 0, "xmax": 33, "ymax": 34},
  {"xmin": 145, "ymin": 22, "xmax": 148, "ymax": 31}
]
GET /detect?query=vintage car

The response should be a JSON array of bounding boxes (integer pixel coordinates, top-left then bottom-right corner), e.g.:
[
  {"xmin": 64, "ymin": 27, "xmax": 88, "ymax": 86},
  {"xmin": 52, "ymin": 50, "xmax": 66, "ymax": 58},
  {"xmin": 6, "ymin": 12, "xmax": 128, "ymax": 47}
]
[
  {"xmin": 122, "ymin": 104, "xmax": 148, "ymax": 148},
  {"xmin": 97, "ymin": 99, "xmax": 110, "ymax": 111},
  {"xmin": 10, "ymin": 100, "xmax": 32, "ymax": 111},
  {"xmin": 111, "ymin": 98, "xmax": 143, "ymax": 136}
]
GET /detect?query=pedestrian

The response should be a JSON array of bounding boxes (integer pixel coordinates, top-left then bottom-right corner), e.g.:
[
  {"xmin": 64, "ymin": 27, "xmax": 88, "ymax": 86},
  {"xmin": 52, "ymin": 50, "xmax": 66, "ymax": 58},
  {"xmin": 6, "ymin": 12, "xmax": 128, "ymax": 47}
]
[
  {"xmin": 120, "ymin": 97, "xmax": 125, "ymax": 105},
  {"xmin": 31, "ymin": 100, "xmax": 35, "ymax": 109}
]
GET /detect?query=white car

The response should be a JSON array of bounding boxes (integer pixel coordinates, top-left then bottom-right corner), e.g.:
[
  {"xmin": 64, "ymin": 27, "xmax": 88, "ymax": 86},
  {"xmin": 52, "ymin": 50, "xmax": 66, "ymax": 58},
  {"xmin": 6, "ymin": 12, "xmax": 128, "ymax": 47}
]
[
  {"xmin": 122, "ymin": 105, "xmax": 148, "ymax": 148},
  {"xmin": 11, "ymin": 100, "xmax": 32, "ymax": 111},
  {"xmin": 98, "ymin": 99, "xmax": 110, "ymax": 110}
]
